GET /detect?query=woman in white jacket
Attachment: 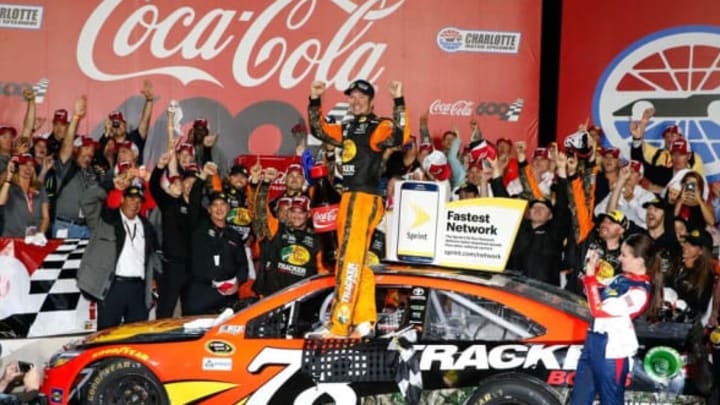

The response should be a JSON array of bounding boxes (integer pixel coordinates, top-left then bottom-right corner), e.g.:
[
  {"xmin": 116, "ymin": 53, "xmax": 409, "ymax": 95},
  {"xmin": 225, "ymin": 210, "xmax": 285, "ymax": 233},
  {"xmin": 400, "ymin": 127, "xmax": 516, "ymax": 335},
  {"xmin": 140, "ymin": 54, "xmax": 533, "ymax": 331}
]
[{"xmin": 570, "ymin": 233, "xmax": 663, "ymax": 404}]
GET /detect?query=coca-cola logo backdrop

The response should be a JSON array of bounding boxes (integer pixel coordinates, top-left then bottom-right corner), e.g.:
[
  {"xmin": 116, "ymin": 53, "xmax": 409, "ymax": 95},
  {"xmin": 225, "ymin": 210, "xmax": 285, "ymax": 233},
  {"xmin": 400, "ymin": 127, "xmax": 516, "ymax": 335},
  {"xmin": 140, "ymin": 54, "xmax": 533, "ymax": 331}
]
[{"xmin": 1, "ymin": 0, "xmax": 540, "ymax": 164}]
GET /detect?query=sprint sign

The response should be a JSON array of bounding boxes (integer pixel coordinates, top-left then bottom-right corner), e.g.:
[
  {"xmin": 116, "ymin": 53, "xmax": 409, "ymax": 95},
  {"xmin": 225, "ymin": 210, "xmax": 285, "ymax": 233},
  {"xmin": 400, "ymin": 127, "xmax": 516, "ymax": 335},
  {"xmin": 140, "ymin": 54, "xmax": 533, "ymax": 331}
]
[{"xmin": 387, "ymin": 181, "xmax": 526, "ymax": 271}]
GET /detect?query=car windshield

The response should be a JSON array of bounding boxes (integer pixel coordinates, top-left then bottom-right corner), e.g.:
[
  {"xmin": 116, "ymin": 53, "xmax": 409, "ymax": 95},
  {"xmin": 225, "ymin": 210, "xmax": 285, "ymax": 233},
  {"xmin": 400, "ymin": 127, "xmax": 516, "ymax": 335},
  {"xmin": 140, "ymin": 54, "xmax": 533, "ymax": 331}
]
[{"xmin": 503, "ymin": 275, "xmax": 591, "ymax": 321}]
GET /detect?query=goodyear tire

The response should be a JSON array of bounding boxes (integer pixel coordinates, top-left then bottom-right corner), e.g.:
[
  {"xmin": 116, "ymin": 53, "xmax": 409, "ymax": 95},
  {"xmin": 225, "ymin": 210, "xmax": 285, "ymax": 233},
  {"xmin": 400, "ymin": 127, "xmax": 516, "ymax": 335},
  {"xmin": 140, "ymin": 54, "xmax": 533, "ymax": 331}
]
[
  {"xmin": 83, "ymin": 359, "xmax": 168, "ymax": 405},
  {"xmin": 464, "ymin": 374, "xmax": 561, "ymax": 405}
]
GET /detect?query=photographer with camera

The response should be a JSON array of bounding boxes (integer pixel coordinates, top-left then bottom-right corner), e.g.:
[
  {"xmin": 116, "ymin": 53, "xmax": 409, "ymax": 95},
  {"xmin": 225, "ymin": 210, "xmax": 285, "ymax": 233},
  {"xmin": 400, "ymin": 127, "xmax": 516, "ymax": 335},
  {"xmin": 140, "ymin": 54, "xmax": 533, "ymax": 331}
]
[
  {"xmin": 670, "ymin": 170, "xmax": 715, "ymax": 230},
  {"xmin": 0, "ymin": 360, "xmax": 42, "ymax": 404}
]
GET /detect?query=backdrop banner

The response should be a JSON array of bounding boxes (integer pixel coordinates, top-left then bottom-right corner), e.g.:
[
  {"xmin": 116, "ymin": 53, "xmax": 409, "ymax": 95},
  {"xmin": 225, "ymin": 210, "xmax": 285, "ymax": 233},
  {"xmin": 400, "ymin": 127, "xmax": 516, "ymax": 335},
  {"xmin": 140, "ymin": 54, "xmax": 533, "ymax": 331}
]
[
  {"xmin": 0, "ymin": 0, "xmax": 540, "ymax": 166},
  {"xmin": 557, "ymin": 0, "xmax": 720, "ymax": 181}
]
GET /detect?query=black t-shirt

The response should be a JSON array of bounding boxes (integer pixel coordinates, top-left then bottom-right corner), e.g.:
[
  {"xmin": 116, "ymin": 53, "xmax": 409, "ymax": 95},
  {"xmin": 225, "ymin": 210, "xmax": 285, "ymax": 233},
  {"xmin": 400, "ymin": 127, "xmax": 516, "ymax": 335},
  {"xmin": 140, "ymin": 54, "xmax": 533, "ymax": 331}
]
[{"xmin": 384, "ymin": 150, "xmax": 419, "ymax": 179}]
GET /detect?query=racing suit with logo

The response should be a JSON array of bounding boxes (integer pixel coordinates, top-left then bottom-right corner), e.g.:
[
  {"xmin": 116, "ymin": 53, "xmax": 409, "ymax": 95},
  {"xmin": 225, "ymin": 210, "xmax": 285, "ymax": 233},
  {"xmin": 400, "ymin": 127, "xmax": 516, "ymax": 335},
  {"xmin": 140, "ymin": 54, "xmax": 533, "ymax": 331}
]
[
  {"xmin": 308, "ymin": 97, "xmax": 409, "ymax": 336},
  {"xmin": 570, "ymin": 273, "xmax": 651, "ymax": 405},
  {"xmin": 224, "ymin": 183, "xmax": 257, "ymax": 298},
  {"xmin": 255, "ymin": 223, "xmax": 324, "ymax": 297}
]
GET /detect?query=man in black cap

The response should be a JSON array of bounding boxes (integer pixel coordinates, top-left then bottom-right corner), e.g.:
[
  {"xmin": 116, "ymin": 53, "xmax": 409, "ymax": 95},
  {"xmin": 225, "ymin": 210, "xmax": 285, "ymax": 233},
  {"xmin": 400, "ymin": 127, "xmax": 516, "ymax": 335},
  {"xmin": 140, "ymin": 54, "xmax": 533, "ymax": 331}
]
[
  {"xmin": 184, "ymin": 164, "xmax": 248, "ymax": 315},
  {"xmin": 225, "ymin": 163, "xmax": 252, "ymax": 240},
  {"xmin": 307, "ymin": 78, "xmax": 409, "ymax": 338},
  {"xmin": 454, "ymin": 182, "xmax": 479, "ymax": 200},
  {"xmin": 77, "ymin": 183, "xmax": 160, "ymax": 329},
  {"xmin": 506, "ymin": 196, "xmax": 571, "ymax": 285},
  {"xmin": 224, "ymin": 163, "xmax": 257, "ymax": 300},
  {"xmin": 643, "ymin": 195, "xmax": 680, "ymax": 273}
]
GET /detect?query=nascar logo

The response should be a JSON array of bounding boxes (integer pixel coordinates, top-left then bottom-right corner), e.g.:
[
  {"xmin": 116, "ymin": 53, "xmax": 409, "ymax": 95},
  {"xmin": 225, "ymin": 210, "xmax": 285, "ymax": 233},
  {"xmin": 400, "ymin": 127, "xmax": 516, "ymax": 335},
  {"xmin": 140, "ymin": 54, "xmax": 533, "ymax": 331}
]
[{"xmin": 593, "ymin": 26, "xmax": 720, "ymax": 181}]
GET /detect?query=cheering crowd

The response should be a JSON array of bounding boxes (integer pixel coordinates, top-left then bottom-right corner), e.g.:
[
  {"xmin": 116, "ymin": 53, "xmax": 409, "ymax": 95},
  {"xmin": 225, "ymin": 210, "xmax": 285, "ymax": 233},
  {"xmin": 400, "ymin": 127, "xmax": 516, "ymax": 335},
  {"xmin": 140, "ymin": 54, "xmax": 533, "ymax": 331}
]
[{"xmin": 1, "ymin": 78, "xmax": 720, "ymax": 397}]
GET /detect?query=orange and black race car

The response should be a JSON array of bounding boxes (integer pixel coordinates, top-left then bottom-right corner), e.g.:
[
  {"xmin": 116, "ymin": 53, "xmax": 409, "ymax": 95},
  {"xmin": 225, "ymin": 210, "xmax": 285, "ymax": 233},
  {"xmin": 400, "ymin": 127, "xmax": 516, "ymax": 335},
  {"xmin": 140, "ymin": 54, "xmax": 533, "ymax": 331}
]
[{"xmin": 41, "ymin": 265, "xmax": 706, "ymax": 404}]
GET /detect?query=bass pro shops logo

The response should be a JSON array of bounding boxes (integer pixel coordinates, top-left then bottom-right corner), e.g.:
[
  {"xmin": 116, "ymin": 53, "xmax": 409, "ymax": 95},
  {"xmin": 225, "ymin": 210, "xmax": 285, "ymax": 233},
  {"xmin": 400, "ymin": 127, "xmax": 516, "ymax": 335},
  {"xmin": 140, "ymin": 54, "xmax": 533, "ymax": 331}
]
[{"xmin": 593, "ymin": 26, "xmax": 720, "ymax": 181}]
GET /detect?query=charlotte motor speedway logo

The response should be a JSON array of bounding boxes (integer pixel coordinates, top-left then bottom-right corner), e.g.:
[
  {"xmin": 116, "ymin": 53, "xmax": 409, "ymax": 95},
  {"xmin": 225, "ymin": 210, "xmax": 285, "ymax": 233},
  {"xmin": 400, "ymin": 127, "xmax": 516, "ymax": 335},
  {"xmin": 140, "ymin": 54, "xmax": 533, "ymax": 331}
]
[{"xmin": 593, "ymin": 26, "xmax": 720, "ymax": 181}]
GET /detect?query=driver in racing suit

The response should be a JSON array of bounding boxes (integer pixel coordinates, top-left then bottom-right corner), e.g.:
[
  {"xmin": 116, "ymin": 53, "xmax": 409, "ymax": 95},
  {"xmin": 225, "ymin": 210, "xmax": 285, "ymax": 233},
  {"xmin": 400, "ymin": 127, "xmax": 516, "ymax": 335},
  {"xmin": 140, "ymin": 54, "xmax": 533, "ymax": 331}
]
[
  {"xmin": 306, "ymin": 79, "xmax": 409, "ymax": 338},
  {"xmin": 570, "ymin": 233, "xmax": 661, "ymax": 404}
]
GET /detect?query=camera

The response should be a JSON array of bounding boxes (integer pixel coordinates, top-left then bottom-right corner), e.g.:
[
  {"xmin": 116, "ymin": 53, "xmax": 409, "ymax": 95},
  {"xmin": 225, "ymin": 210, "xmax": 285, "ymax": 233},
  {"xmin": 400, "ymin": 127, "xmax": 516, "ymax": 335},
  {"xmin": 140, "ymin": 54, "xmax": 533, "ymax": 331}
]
[
  {"xmin": 685, "ymin": 182, "xmax": 696, "ymax": 192},
  {"xmin": 17, "ymin": 361, "xmax": 33, "ymax": 373},
  {"xmin": 111, "ymin": 120, "xmax": 121, "ymax": 128}
]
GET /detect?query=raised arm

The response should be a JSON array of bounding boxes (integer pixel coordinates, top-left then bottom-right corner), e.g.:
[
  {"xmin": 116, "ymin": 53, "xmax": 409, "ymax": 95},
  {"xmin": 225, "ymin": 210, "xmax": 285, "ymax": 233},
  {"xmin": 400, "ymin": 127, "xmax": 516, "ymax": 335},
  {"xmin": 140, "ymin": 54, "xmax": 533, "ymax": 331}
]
[
  {"xmin": 605, "ymin": 165, "xmax": 632, "ymax": 215},
  {"xmin": 166, "ymin": 110, "xmax": 176, "ymax": 152},
  {"xmin": 150, "ymin": 152, "xmax": 173, "ymax": 210},
  {"xmin": 419, "ymin": 111, "xmax": 431, "ymax": 145},
  {"xmin": 138, "ymin": 80, "xmax": 154, "ymax": 139},
  {"xmin": 307, "ymin": 81, "xmax": 343, "ymax": 147},
  {"xmin": 60, "ymin": 95, "xmax": 86, "ymax": 164},
  {"xmin": 0, "ymin": 161, "xmax": 15, "ymax": 206},
  {"xmin": 371, "ymin": 81, "xmax": 410, "ymax": 151},
  {"xmin": 20, "ymin": 88, "xmax": 36, "ymax": 139}
]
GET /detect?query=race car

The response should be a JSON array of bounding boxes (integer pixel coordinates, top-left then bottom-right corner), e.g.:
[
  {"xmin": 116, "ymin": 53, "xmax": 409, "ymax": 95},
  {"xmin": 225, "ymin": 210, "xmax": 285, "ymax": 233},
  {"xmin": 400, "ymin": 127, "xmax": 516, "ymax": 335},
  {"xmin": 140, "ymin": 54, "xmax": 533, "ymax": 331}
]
[{"xmin": 41, "ymin": 265, "xmax": 706, "ymax": 405}]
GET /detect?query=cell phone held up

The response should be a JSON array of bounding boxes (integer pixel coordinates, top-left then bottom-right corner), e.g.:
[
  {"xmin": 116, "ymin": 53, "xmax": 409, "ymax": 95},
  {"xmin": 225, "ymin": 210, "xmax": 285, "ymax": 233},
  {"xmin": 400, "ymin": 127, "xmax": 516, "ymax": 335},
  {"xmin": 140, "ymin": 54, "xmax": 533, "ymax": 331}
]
[
  {"xmin": 17, "ymin": 361, "xmax": 33, "ymax": 373},
  {"xmin": 685, "ymin": 182, "xmax": 696, "ymax": 192}
]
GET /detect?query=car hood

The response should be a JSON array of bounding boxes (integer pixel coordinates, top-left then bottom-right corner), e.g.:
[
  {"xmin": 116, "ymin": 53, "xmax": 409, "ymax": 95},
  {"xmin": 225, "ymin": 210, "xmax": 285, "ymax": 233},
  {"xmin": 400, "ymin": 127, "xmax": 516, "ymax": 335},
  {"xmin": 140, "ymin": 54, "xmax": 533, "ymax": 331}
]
[{"xmin": 81, "ymin": 317, "xmax": 212, "ymax": 347}]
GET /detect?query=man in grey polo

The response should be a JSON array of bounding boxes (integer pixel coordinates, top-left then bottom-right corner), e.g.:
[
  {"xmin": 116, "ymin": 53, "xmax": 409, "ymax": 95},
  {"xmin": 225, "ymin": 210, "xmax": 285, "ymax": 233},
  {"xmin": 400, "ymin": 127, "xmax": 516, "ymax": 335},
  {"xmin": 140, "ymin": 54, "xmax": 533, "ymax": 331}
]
[{"xmin": 51, "ymin": 97, "xmax": 100, "ymax": 238}]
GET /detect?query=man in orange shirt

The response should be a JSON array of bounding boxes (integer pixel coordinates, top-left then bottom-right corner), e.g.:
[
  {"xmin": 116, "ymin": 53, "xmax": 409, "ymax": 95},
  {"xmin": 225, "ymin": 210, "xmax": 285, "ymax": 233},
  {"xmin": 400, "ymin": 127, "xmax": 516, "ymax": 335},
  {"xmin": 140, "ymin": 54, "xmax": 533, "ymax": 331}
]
[{"xmin": 306, "ymin": 79, "xmax": 410, "ymax": 338}]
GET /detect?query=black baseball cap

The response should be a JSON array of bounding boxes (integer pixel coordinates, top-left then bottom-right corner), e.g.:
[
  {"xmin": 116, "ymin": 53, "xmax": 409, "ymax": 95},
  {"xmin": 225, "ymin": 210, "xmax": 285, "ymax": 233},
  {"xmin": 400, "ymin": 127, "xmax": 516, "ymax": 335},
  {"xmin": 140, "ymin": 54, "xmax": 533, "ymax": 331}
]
[
  {"xmin": 123, "ymin": 185, "xmax": 145, "ymax": 200},
  {"xmin": 208, "ymin": 191, "xmax": 229, "ymax": 204},
  {"xmin": 685, "ymin": 229, "xmax": 713, "ymax": 250},
  {"xmin": 529, "ymin": 198, "xmax": 553, "ymax": 211},
  {"xmin": 454, "ymin": 182, "xmax": 479, "ymax": 196},
  {"xmin": 344, "ymin": 79, "xmax": 375, "ymax": 98},
  {"xmin": 642, "ymin": 195, "xmax": 668, "ymax": 210},
  {"xmin": 229, "ymin": 164, "xmax": 249, "ymax": 177}
]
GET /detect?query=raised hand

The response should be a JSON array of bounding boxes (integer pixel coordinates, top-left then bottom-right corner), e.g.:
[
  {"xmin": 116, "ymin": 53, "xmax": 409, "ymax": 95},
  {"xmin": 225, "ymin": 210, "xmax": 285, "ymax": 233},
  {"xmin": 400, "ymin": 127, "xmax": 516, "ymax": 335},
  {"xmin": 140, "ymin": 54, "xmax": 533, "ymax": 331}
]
[
  {"xmin": 74, "ymin": 95, "xmax": 87, "ymax": 118},
  {"xmin": 555, "ymin": 151, "xmax": 568, "ymax": 178},
  {"xmin": 5, "ymin": 161, "xmax": 16, "ymax": 181},
  {"xmin": 641, "ymin": 107, "xmax": 655, "ymax": 122},
  {"xmin": 388, "ymin": 80, "xmax": 403, "ymax": 98},
  {"xmin": 203, "ymin": 133, "xmax": 218, "ymax": 148},
  {"xmin": 22, "ymin": 87, "xmax": 35, "ymax": 102},
  {"xmin": 567, "ymin": 155, "xmax": 578, "ymax": 176},
  {"xmin": 310, "ymin": 81, "xmax": 327, "ymax": 99},
  {"xmin": 157, "ymin": 151, "xmax": 173, "ymax": 169},
  {"xmin": 263, "ymin": 167, "xmax": 279, "ymax": 182},
  {"xmin": 141, "ymin": 80, "xmax": 154, "ymax": 101},
  {"xmin": 42, "ymin": 156, "xmax": 54, "ymax": 173},
  {"xmin": 618, "ymin": 165, "xmax": 632, "ymax": 183},
  {"xmin": 470, "ymin": 116, "xmax": 478, "ymax": 129}
]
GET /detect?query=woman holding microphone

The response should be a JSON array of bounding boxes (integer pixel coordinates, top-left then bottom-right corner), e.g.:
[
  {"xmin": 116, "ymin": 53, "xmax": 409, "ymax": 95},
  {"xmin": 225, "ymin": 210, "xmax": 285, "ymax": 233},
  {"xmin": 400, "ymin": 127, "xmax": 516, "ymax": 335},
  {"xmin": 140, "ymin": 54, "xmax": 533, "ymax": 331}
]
[{"xmin": 570, "ymin": 233, "xmax": 663, "ymax": 404}]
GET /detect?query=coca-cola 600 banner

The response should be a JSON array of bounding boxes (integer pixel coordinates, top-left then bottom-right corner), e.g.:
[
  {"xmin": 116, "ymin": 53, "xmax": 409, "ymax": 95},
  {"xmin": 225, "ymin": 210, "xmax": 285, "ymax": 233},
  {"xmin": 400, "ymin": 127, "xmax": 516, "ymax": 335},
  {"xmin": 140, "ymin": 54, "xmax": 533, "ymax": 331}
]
[
  {"xmin": 557, "ymin": 0, "xmax": 720, "ymax": 181},
  {"xmin": 0, "ymin": 0, "xmax": 540, "ymax": 164}
]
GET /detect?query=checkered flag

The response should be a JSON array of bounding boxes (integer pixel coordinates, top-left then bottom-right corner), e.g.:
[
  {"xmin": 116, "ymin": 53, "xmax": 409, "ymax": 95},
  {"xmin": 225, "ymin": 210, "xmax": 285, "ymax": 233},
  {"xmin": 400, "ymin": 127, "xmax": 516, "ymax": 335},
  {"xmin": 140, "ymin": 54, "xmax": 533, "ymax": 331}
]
[
  {"xmin": 388, "ymin": 327, "xmax": 422, "ymax": 405},
  {"xmin": 0, "ymin": 239, "xmax": 94, "ymax": 338},
  {"xmin": 32, "ymin": 78, "xmax": 50, "ymax": 104},
  {"xmin": 501, "ymin": 98, "xmax": 524, "ymax": 122}
]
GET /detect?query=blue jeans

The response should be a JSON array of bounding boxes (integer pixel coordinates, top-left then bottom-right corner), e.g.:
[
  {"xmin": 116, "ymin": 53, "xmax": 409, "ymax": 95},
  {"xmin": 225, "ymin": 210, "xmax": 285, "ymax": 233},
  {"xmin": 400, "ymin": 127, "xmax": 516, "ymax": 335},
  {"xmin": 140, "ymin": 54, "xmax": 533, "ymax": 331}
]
[{"xmin": 52, "ymin": 219, "xmax": 91, "ymax": 239}]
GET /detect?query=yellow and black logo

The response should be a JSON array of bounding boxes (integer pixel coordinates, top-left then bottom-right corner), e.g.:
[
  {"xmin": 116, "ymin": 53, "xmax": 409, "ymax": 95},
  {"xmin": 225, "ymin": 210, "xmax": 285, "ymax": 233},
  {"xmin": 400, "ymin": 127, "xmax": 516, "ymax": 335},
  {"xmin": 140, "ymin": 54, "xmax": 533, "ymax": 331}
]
[{"xmin": 342, "ymin": 139, "xmax": 357, "ymax": 162}]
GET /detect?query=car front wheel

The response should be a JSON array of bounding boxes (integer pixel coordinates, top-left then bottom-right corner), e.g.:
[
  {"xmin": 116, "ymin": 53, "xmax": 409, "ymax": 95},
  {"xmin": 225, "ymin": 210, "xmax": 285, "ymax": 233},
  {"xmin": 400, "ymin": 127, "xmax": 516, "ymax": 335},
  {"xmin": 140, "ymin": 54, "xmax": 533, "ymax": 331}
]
[
  {"xmin": 83, "ymin": 359, "xmax": 168, "ymax": 405},
  {"xmin": 464, "ymin": 373, "xmax": 561, "ymax": 405}
]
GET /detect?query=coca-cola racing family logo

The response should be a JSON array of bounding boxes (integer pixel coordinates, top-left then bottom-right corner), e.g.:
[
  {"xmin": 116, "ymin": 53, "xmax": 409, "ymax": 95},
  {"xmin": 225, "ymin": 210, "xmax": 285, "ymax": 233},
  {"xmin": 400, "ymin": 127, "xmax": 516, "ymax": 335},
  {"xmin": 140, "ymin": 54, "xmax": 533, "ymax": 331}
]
[
  {"xmin": 429, "ymin": 99, "xmax": 524, "ymax": 122},
  {"xmin": 77, "ymin": 0, "xmax": 405, "ymax": 90}
]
